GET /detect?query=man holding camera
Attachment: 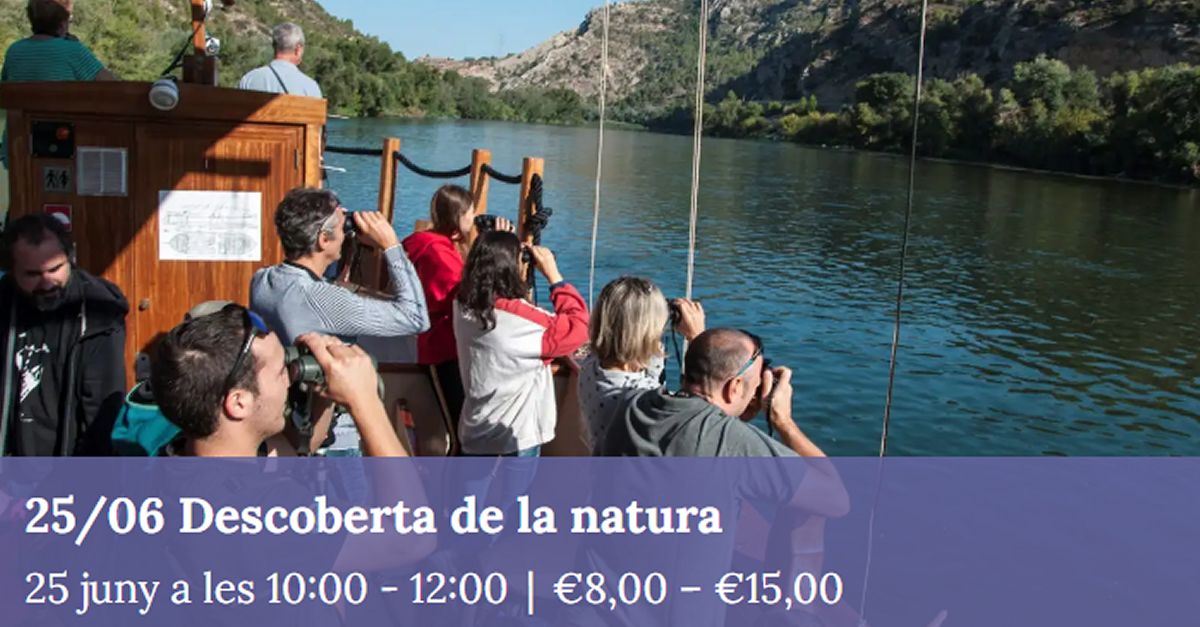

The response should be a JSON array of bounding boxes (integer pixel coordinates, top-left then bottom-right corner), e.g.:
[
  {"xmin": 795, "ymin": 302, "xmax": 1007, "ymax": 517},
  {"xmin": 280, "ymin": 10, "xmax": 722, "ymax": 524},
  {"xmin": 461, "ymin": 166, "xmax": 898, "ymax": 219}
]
[
  {"xmin": 601, "ymin": 328, "xmax": 848, "ymax": 514},
  {"xmin": 251, "ymin": 188, "xmax": 429, "ymax": 455}
]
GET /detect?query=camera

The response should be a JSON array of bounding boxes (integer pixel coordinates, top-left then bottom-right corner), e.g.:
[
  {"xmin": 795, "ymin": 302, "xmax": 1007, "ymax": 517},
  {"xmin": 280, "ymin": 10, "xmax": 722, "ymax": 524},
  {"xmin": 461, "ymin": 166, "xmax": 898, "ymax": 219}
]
[{"xmin": 342, "ymin": 212, "xmax": 358, "ymax": 241}]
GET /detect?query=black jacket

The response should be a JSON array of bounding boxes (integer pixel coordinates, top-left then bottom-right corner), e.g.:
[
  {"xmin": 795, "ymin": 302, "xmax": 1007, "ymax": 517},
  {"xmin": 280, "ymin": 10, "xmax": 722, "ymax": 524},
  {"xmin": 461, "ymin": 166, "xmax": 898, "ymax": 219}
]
[{"xmin": 1, "ymin": 269, "xmax": 128, "ymax": 456}]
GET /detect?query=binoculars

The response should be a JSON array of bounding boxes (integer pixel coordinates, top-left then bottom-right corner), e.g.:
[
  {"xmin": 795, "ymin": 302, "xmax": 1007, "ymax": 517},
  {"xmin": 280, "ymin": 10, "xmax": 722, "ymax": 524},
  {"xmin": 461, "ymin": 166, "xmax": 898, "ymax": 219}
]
[
  {"xmin": 285, "ymin": 345, "xmax": 326, "ymax": 386},
  {"xmin": 284, "ymin": 344, "xmax": 385, "ymax": 397},
  {"xmin": 474, "ymin": 214, "xmax": 500, "ymax": 232},
  {"xmin": 668, "ymin": 300, "xmax": 683, "ymax": 326}
]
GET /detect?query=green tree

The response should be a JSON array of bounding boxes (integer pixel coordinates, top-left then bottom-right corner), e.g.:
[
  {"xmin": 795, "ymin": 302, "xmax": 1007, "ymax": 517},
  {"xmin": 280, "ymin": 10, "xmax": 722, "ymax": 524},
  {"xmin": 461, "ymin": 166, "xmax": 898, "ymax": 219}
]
[{"xmin": 851, "ymin": 73, "xmax": 916, "ymax": 150}]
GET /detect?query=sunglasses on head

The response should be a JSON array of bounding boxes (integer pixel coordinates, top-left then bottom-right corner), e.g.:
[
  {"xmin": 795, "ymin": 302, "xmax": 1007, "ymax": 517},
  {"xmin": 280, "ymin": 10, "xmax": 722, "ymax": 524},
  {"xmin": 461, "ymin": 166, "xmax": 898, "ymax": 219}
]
[
  {"xmin": 221, "ymin": 304, "xmax": 270, "ymax": 394},
  {"xmin": 316, "ymin": 203, "xmax": 346, "ymax": 236},
  {"xmin": 733, "ymin": 330, "xmax": 767, "ymax": 379}
]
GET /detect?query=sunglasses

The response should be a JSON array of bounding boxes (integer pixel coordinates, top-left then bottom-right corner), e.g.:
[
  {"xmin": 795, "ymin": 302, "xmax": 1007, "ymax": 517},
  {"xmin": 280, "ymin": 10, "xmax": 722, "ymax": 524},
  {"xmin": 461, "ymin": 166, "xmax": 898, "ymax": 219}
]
[
  {"xmin": 317, "ymin": 204, "xmax": 346, "ymax": 235},
  {"xmin": 733, "ymin": 330, "xmax": 766, "ymax": 379},
  {"xmin": 221, "ymin": 305, "xmax": 270, "ymax": 394}
]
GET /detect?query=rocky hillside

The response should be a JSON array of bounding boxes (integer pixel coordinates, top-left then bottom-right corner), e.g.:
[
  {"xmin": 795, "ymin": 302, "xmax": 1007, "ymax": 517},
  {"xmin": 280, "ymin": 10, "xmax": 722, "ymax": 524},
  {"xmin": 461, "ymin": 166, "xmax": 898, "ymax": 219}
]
[{"xmin": 423, "ymin": 0, "xmax": 1200, "ymax": 116}]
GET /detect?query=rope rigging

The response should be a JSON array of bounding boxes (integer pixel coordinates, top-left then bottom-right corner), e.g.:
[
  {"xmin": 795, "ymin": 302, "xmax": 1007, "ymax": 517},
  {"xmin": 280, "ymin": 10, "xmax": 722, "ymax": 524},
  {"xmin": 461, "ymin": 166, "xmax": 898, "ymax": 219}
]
[
  {"xmin": 685, "ymin": 0, "xmax": 709, "ymax": 302},
  {"xmin": 587, "ymin": 0, "xmax": 611, "ymax": 308},
  {"xmin": 858, "ymin": 1, "xmax": 930, "ymax": 623},
  {"xmin": 880, "ymin": 4, "xmax": 929, "ymax": 458}
]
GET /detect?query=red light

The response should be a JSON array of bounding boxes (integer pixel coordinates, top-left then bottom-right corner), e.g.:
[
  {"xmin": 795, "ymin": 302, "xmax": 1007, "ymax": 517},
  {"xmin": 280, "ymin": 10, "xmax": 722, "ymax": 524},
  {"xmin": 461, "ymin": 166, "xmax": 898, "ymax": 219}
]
[{"xmin": 55, "ymin": 127, "xmax": 70, "ymax": 141}]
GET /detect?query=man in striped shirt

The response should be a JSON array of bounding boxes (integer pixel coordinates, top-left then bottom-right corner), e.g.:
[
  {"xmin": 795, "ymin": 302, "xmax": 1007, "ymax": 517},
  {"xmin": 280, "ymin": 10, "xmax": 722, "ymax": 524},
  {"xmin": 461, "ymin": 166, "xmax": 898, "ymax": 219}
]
[
  {"xmin": 251, "ymin": 188, "xmax": 429, "ymax": 455},
  {"xmin": 1, "ymin": 0, "xmax": 116, "ymax": 165}
]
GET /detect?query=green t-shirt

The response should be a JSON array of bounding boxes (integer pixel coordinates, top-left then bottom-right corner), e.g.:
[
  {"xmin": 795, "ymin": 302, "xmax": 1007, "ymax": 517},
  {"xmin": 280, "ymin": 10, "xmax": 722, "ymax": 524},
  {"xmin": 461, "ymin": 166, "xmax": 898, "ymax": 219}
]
[
  {"xmin": 1, "ymin": 36, "xmax": 105, "ymax": 82},
  {"xmin": 0, "ymin": 37, "xmax": 105, "ymax": 164}
]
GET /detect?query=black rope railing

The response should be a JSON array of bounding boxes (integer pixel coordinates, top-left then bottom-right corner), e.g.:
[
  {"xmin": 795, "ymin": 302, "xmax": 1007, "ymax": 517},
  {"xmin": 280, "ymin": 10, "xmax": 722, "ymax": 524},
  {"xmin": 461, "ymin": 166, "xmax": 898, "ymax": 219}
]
[
  {"xmin": 480, "ymin": 164, "xmax": 523, "ymax": 185},
  {"xmin": 393, "ymin": 152, "xmax": 472, "ymax": 179},
  {"xmin": 325, "ymin": 146, "xmax": 533, "ymax": 186},
  {"xmin": 325, "ymin": 145, "xmax": 385, "ymax": 157}
]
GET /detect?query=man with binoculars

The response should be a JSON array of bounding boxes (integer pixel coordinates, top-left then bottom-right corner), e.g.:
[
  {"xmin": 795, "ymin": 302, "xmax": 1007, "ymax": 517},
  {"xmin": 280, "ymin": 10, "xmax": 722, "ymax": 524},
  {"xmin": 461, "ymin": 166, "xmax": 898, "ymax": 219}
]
[
  {"xmin": 150, "ymin": 304, "xmax": 407, "ymax": 458},
  {"xmin": 251, "ymin": 188, "xmax": 429, "ymax": 456}
]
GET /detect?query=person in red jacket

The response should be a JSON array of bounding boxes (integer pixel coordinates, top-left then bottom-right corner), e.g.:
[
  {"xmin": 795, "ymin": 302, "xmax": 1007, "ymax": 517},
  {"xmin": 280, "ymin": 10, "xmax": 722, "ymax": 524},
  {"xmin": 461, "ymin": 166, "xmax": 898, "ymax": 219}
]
[{"xmin": 401, "ymin": 185, "xmax": 510, "ymax": 449}]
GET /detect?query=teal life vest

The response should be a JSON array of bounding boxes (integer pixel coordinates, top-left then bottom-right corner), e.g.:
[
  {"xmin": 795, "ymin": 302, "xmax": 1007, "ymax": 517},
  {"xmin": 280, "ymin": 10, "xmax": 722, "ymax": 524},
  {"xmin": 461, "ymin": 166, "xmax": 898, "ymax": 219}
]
[{"xmin": 111, "ymin": 382, "xmax": 180, "ymax": 456}]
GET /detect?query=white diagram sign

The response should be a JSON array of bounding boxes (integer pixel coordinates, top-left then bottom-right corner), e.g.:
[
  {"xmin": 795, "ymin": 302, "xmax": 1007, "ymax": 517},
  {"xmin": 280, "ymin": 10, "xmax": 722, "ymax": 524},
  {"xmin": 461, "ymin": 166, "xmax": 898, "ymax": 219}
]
[{"xmin": 158, "ymin": 190, "xmax": 262, "ymax": 262}]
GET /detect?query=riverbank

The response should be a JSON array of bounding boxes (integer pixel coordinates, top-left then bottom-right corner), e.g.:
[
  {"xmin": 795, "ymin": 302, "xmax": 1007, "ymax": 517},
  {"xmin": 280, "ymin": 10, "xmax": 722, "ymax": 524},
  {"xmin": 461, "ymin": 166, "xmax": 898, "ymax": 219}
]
[{"xmin": 340, "ymin": 113, "xmax": 1200, "ymax": 192}]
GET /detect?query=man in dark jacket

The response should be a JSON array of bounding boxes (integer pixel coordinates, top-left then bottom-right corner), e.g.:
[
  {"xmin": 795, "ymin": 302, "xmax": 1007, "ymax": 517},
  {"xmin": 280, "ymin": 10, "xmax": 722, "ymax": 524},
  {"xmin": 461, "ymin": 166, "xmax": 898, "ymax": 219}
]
[{"xmin": 0, "ymin": 213, "xmax": 128, "ymax": 456}]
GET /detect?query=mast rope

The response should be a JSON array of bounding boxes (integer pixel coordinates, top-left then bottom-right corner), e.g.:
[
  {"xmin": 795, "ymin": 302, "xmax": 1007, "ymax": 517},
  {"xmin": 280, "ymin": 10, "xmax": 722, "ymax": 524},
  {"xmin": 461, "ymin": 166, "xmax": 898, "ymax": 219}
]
[
  {"xmin": 587, "ymin": 0, "xmax": 611, "ymax": 307},
  {"xmin": 858, "ymin": 1, "xmax": 930, "ymax": 624},
  {"xmin": 685, "ymin": 0, "xmax": 709, "ymax": 302}
]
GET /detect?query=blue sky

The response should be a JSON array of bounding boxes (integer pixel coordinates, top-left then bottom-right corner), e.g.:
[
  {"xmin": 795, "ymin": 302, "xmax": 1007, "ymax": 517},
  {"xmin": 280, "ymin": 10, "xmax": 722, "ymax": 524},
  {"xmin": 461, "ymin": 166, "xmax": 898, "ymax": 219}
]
[{"xmin": 318, "ymin": 0, "xmax": 613, "ymax": 60}]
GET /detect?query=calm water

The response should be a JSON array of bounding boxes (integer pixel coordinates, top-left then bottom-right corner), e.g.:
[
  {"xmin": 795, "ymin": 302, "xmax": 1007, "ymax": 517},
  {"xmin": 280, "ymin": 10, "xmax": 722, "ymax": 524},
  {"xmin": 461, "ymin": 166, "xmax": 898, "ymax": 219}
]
[{"xmin": 326, "ymin": 118, "xmax": 1200, "ymax": 456}]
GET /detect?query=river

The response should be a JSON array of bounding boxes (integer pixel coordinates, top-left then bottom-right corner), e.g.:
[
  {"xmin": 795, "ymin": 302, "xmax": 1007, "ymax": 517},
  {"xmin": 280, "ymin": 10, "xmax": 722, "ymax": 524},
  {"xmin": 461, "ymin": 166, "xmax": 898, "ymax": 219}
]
[{"xmin": 325, "ymin": 117, "xmax": 1200, "ymax": 456}]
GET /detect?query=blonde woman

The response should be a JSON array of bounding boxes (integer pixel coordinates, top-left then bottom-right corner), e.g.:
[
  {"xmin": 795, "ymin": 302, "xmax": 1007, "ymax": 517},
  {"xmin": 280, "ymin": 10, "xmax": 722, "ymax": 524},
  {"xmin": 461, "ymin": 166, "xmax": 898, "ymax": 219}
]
[{"xmin": 580, "ymin": 277, "xmax": 704, "ymax": 453}]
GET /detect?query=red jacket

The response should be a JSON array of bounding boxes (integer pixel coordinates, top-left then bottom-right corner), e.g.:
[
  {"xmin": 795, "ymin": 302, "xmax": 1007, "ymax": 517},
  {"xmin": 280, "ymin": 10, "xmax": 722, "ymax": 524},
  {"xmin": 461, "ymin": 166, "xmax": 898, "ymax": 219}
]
[{"xmin": 401, "ymin": 231, "xmax": 463, "ymax": 365}]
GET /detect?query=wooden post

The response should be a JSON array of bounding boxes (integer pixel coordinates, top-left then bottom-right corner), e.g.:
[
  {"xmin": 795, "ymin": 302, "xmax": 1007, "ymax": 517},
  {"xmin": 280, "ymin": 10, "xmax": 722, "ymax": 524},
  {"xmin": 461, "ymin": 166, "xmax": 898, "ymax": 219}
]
[
  {"xmin": 182, "ymin": 0, "xmax": 217, "ymax": 85},
  {"xmin": 377, "ymin": 137, "xmax": 401, "ymax": 220},
  {"xmin": 355, "ymin": 137, "xmax": 400, "ymax": 290},
  {"xmin": 190, "ymin": 0, "xmax": 206, "ymax": 56},
  {"xmin": 517, "ymin": 157, "xmax": 545, "ymax": 244},
  {"xmin": 470, "ymin": 149, "xmax": 491, "ymax": 216},
  {"xmin": 462, "ymin": 148, "xmax": 492, "ymax": 253}
]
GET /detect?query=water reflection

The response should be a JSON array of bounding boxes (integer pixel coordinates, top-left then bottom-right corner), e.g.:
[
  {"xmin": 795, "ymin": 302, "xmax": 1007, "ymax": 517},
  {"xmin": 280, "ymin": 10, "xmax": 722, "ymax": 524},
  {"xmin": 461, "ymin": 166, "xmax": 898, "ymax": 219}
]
[{"xmin": 328, "ymin": 119, "xmax": 1200, "ymax": 455}]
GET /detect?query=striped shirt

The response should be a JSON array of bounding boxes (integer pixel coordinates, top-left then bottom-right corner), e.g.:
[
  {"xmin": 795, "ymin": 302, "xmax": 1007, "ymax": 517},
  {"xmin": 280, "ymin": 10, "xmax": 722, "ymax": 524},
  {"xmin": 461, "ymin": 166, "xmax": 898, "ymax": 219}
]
[
  {"xmin": 250, "ymin": 245, "xmax": 430, "ymax": 345},
  {"xmin": 1, "ymin": 37, "xmax": 105, "ymax": 82},
  {"xmin": 1, "ymin": 37, "xmax": 107, "ymax": 165},
  {"xmin": 251, "ymin": 245, "xmax": 429, "ymax": 454}
]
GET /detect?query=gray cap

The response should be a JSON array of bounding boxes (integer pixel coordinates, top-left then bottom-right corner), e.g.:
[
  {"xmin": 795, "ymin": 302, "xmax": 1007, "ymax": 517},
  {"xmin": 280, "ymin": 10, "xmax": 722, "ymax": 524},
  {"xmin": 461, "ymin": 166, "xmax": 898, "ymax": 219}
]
[{"xmin": 184, "ymin": 300, "xmax": 234, "ymax": 321}]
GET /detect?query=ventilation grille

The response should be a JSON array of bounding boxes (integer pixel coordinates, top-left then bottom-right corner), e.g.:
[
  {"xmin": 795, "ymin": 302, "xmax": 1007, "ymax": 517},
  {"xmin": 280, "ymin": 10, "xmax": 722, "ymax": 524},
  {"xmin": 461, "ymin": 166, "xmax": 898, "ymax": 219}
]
[{"xmin": 76, "ymin": 147, "xmax": 127, "ymax": 197}]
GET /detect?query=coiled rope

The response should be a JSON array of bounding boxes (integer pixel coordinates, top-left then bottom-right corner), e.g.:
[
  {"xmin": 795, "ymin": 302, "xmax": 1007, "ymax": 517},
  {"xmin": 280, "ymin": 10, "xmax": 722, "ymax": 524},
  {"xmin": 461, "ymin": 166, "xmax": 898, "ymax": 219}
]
[{"xmin": 524, "ymin": 174, "xmax": 554, "ymax": 304}]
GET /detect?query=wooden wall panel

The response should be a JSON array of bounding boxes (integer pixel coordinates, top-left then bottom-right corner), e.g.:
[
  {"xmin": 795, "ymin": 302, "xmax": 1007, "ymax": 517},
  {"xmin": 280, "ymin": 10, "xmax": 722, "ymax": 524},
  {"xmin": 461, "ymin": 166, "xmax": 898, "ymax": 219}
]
[
  {"xmin": 3, "ymin": 83, "xmax": 324, "ymax": 389},
  {"xmin": 132, "ymin": 122, "xmax": 303, "ymax": 356}
]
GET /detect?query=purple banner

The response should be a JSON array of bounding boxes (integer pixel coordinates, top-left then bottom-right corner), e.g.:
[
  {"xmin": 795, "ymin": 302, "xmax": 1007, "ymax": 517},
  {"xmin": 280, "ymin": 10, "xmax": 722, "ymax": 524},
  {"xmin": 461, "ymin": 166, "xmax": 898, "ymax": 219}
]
[{"xmin": 0, "ymin": 458, "xmax": 1195, "ymax": 626}]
